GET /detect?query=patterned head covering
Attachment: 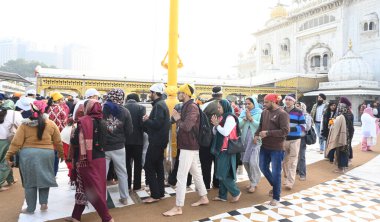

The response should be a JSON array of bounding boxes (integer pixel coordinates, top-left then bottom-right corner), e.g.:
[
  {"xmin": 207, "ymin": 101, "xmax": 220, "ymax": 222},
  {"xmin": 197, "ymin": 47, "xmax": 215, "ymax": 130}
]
[
  {"xmin": 107, "ymin": 89, "xmax": 125, "ymax": 105},
  {"xmin": 31, "ymin": 100, "xmax": 48, "ymax": 118},
  {"xmin": 1, "ymin": 100, "xmax": 15, "ymax": 110}
]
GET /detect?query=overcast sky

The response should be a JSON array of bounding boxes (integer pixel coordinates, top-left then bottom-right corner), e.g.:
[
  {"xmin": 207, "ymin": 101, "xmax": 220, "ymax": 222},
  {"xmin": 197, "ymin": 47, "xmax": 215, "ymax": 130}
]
[{"xmin": 1, "ymin": 0, "xmax": 292, "ymax": 79}]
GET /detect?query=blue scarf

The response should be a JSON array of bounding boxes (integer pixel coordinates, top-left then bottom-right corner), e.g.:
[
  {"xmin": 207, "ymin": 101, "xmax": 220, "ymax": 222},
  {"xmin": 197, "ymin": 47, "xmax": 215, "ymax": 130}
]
[
  {"xmin": 239, "ymin": 97, "xmax": 262, "ymax": 119},
  {"xmin": 103, "ymin": 100, "xmax": 120, "ymax": 117}
]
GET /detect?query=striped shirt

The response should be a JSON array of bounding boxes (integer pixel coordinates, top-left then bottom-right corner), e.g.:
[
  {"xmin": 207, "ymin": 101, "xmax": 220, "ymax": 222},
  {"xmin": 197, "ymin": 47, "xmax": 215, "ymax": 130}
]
[{"xmin": 285, "ymin": 107, "xmax": 306, "ymax": 140}]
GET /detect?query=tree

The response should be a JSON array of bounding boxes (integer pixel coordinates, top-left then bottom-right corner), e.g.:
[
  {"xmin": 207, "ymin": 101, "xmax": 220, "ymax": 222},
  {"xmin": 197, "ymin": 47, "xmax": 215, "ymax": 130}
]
[{"xmin": 0, "ymin": 59, "xmax": 56, "ymax": 77}]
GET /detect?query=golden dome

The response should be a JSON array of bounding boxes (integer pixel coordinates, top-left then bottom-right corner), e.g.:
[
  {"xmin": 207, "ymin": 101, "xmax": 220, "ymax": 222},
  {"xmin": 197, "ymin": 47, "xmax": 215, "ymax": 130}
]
[{"xmin": 270, "ymin": 4, "xmax": 288, "ymax": 19}]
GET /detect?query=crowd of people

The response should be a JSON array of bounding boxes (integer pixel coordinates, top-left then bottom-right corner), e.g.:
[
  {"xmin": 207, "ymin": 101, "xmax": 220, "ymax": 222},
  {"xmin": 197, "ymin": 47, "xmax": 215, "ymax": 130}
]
[{"xmin": 0, "ymin": 85, "xmax": 374, "ymax": 221}]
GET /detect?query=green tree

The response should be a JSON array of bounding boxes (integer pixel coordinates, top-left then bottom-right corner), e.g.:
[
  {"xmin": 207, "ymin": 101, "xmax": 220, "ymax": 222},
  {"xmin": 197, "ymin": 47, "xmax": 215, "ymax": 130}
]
[{"xmin": 0, "ymin": 59, "xmax": 56, "ymax": 77}]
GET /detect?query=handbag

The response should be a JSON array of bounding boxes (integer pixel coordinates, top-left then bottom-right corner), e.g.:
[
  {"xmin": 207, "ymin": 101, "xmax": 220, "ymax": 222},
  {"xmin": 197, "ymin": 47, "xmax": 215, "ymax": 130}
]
[
  {"xmin": 7, "ymin": 111, "xmax": 17, "ymax": 143},
  {"xmin": 227, "ymin": 126, "xmax": 245, "ymax": 154},
  {"xmin": 305, "ymin": 126, "xmax": 317, "ymax": 145}
]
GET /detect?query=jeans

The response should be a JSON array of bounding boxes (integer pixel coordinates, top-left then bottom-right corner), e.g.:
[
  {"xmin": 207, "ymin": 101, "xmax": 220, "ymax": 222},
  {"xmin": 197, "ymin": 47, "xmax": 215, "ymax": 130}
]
[
  {"xmin": 259, "ymin": 147, "xmax": 285, "ymax": 201},
  {"xmin": 315, "ymin": 123, "xmax": 325, "ymax": 151},
  {"xmin": 297, "ymin": 137, "xmax": 307, "ymax": 177},
  {"xmin": 25, "ymin": 187, "xmax": 49, "ymax": 213}
]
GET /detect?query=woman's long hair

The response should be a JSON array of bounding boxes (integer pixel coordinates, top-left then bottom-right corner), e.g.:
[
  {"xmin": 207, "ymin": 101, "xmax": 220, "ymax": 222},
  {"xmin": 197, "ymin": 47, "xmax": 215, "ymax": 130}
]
[
  {"xmin": 0, "ymin": 109, "xmax": 7, "ymax": 124},
  {"xmin": 31, "ymin": 101, "xmax": 47, "ymax": 140}
]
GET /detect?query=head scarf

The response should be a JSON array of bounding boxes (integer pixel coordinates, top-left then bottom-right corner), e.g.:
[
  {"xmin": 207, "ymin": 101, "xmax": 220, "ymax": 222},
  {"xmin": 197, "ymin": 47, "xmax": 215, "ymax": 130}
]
[
  {"xmin": 84, "ymin": 99, "xmax": 103, "ymax": 119},
  {"xmin": 363, "ymin": 107, "xmax": 374, "ymax": 117},
  {"xmin": 0, "ymin": 93, "xmax": 5, "ymax": 100},
  {"xmin": 107, "ymin": 89, "xmax": 125, "ymax": 105},
  {"xmin": 178, "ymin": 84, "xmax": 194, "ymax": 97},
  {"xmin": 240, "ymin": 97, "xmax": 262, "ymax": 118},
  {"xmin": 264, "ymin": 93, "xmax": 278, "ymax": 104},
  {"xmin": 74, "ymin": 103, "xmax": 85, "ymax": 122},
  {"xmin": 1, "ymin": 100, "xmax": 15, "ymax": 110}
]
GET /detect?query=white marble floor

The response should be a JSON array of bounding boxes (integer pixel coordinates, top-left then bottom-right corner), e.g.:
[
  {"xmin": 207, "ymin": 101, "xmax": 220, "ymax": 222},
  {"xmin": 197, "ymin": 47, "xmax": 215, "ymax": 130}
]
[{"xmin": 17, "ymin": 126, "xmax": 363, "ymax": 222}]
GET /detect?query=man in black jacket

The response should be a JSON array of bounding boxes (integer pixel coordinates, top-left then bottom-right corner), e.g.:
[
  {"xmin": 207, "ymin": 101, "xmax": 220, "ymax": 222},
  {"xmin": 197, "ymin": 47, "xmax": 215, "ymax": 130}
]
[
  {"xmin": 142, "ymin": 83, "xmax": 170, "ymax": 203},
  {"xmin": 124, "ymin": 93, "xmax": 146, "ymax": 191},
  {"xmin": 103, "ymin": 89, "xmax": 133, "ymax": 205}
]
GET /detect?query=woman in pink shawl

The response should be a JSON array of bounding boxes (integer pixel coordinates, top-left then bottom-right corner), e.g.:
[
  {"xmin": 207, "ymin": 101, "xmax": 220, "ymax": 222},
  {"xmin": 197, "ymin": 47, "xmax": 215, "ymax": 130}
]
[{"xmin": 361, "ymin": 107, "xmax": 379, "ymax": 151}]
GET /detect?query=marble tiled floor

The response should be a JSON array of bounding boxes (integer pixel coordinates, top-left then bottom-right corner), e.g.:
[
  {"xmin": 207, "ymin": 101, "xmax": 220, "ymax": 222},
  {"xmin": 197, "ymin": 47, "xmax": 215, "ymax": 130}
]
[
  {"xmin": 196, "ymin": 175, "xmax": 380, "ymax": 222},
  {"xmin": 18, "ymin": 126, "xmax": 363, "ymax": 222}
]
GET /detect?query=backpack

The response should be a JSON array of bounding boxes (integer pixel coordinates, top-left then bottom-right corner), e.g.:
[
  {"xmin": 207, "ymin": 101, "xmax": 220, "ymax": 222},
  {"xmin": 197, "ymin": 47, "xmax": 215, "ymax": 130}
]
[{"xmin": 196, "ymin": 104, "xmax": 213, "ymax": 147}]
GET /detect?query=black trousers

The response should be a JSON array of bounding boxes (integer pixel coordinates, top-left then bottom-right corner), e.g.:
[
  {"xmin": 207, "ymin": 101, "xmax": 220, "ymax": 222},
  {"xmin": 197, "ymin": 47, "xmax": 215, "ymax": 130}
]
[
  {"xmin": 143, "ymin": 144, "xmax": 165, "ymax": 199},
  {"xmin": 199, "ymin": 145, "xmax": 219, "ymax": 189},
  {"xmin": 107, "ymin": 160, "xmax": 118, "ymax": 181},
  {"xmin": 168, "ymin": 149, "xmax": 192, "ymax": 187},
  {"xmin": 125, "ymin": 144, "xmax": 143, "ymax": 190}
]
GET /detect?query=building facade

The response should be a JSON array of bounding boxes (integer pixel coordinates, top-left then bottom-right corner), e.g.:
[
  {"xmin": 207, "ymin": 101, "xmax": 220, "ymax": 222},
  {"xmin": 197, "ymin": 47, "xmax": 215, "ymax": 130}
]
[{"xmin": 238, "ymin": 0, "xmax": 380, "ymax": 80}]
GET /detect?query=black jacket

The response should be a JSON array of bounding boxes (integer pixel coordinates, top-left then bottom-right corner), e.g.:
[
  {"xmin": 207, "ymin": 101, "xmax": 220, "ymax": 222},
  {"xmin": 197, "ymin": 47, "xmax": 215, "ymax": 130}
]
[
  {"xmin": 103, "ymin": 104, "xmax": 133, "ymax": 151},
  {"xmin": 124, "ymin": 100, "xmax": 146, "ymax": 145},
  {"xmin": 143, "ymin": 98, "xmax": 170, "ymax": 148}
]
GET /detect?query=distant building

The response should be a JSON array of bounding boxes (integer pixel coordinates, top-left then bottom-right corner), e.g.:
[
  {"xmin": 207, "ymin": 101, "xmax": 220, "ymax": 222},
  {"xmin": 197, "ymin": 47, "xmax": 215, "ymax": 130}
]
[
  {"xmin": 62, "ymin": 44, "xmax": 91, "ymax": 72},
  {"xmin": 0, "ymin": 39, "xmax": 27, "ymax": 66}
]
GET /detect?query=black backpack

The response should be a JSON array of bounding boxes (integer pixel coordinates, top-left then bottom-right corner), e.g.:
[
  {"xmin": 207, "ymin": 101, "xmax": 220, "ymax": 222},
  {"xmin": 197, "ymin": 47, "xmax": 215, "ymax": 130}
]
[{"xmin": 196, "ymin": 104, "xmax": 213, "ymax": 147}]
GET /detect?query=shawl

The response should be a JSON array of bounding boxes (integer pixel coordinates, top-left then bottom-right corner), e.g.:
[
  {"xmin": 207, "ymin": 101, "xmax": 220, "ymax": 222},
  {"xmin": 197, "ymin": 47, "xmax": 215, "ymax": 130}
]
[
  {"xmin": 103, "ymin": 100, "xmax": 120, "ymax": 118},
  {"xmin": 238, "ymin": 97, "xmax": 262, "ymax": 143},
  {"xmin": 326, "ymin": 115, "xmax": 347, "ymax": 155},
  {"xmin": 77, "ymin": 100, "xmax": 103, "ymax": 164},
  {"xmin": 361, "ymin": 107, "xmax": 378, "ymax": 137}
]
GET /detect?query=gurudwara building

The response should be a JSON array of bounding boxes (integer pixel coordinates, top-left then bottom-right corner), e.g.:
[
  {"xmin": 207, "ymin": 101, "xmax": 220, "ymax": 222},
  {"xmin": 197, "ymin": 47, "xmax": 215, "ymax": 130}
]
[{"xmin": 238, "ymin": 0, "xmax": 380, "ymax": 121}]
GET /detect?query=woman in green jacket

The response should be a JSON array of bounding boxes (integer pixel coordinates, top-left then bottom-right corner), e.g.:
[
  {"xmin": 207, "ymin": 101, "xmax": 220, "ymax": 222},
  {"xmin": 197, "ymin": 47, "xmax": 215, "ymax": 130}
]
[{"xmin": 239, "ymin": 97, "xmax": 262, "ymax": 193}]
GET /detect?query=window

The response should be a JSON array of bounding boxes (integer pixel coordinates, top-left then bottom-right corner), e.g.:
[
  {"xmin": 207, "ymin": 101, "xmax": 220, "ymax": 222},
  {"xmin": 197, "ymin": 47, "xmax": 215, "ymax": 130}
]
[
  {"xmin": 299, "ymin": 15, "xmax": 336, "ymax": 31},
  {"xmin": 369, "ymin": 22, "xmax": 374, "ymax": 30},
  {"xmin": 364, "ymin": 22, "xmax": 368, "ymax": 31},
  {"xmin": 323, "ymin": 54, "xmax": 328, "ymax": 67},
  {"xmin": 262, "ymin": 43, "xmax": 271, "ymax": 56},
  {"xmin": 311, "ymin": 56, "xmax": 321, "ymax": 68}
]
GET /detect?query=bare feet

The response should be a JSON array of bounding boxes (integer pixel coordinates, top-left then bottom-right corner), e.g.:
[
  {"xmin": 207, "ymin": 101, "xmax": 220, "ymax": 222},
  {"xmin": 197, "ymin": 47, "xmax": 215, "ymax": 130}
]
[
  {"xmin": 212, "ymin": 196, "xmax": 227, "ymax": 202},
  {"xmin": 163, "ymin": 207, "xmax": 182, "ymax": 216},
  {"xmin": 248, "ymin": 187, "xmax": 256, "ymax": 193},
  {"xmin": 245, "ymin": 184, "xmax": 251, "ymax": 189},
  {"xmin": 230, "ymin": 192, "xmax": 241, "ymax": 203},
  {"xmin": 64, "ymin": 217, "xmax": 80, "ymax": 222},
  {"xmin": 20, "ymin": 208, "xmax": 34, "ymax": 214},
  {"xmin": 191, "ymin": 196, "xmax": 209, "ymax": 207},
  {"xmin": 143, "ymin": 197, "xmax": 160, "ymax": 203},
  {"xmin": 269, "ymin": 199, "xmax": 278, "ymax": 206},
  {"xmin": 0, "ymin": 186, "xmax": 10, "ymax": 192},
  {"xmin": 284, "ymin": 185, "xmax": 292, "ymax": 190},
  {"xmin": 119, "ymin": 198, "xmax": 128, "ymax": 205},
  {"xmin": 40, "ymin": 204, "xmax": 48, "ymax": 211},
  {"xmin": 268, "ymin": 190, "xmax": 273, "ymax": 197}
]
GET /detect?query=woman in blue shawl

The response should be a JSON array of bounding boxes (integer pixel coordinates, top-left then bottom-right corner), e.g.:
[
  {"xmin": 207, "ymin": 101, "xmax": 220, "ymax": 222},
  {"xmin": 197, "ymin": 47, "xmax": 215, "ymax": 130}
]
[
  {"xmin": 239, "ymin": 97, "xmax": 262, "ymax": 193},
  {"xmin": 210, "ymin": 99, "xmax": 241, "ymax": 202}
]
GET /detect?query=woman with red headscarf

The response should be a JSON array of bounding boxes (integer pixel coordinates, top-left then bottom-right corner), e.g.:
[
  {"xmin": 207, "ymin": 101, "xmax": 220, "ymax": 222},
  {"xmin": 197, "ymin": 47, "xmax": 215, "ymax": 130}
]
[{"xmin": 66, "ymin": 99, "xmax": 114, "ymax": 222}]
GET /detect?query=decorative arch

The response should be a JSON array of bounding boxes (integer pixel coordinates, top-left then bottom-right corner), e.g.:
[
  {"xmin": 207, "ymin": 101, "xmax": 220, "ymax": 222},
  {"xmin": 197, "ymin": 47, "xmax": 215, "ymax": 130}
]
[{"xmin": 304, "ymin": 43, "xmax": 333, "ymax": 74}]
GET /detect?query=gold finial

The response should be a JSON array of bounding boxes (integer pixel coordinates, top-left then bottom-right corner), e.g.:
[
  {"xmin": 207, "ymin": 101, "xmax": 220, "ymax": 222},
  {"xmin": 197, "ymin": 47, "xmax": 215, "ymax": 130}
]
[{"xmin": 348, "ymin": 39, "xmax": 352, "ymax": 50}]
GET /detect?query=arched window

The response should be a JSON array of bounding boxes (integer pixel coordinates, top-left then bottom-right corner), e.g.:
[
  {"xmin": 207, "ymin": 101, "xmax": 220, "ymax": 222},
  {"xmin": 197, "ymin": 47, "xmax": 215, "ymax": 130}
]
[
  {"xmin": 311, "ymin": 56, "xmax": 321, "ymax": 68},
  {"xmin": 264, "ymin": 50, "xmax": 269, "ymax": 56},
  {"xmin": 284, "ymin": 45, "xmax": 288, "ymax": 51},
  {"xmin": 369, "ymin": 22, "xmax": 374, "ymax": 30},
  {"xmin": 323, "ymin": 54, "xmax": 328, "ymax": 67},
  {"xmin": 364, "ymin": 23, "xmax": 368, "ymax": 31}
]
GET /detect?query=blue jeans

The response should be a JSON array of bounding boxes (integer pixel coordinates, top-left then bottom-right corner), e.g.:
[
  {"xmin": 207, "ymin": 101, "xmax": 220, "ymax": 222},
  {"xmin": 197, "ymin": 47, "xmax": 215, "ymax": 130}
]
[
  {"xmin": 315, "ymin": 123, "xmax": 325, "ymax": 151},
  {"xmin": 296, "ymin": 137, "xmax": 306, "ymax": 177},
  {"xmin": 259, "ymin": 147, "xmax": 285, "ymax": 201}
]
